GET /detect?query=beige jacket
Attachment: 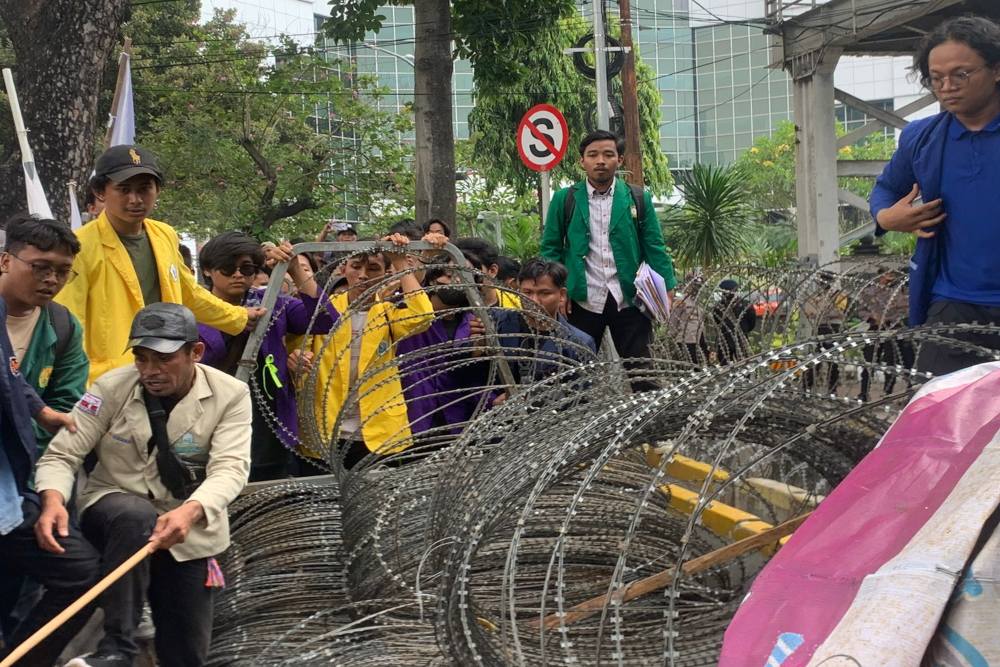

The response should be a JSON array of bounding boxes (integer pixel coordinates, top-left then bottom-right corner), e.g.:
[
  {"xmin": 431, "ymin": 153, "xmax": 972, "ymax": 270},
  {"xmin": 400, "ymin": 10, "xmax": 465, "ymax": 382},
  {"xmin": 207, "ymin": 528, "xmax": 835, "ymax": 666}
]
[{"xmin": 35, "ymin": 364, "xmax": 252, "ymax": 561}]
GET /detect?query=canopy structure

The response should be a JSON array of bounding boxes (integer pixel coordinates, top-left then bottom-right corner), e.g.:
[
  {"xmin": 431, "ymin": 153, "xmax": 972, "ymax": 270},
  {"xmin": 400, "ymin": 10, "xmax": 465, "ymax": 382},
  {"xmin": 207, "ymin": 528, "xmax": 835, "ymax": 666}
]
[{"xmin": 769, "ymin": 0, "xmax": 1000, "ymax": 266}]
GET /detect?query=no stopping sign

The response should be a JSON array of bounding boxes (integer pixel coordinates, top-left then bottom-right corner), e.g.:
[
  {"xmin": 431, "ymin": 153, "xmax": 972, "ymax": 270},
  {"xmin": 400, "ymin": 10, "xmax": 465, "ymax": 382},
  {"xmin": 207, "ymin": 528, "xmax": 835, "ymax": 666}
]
[{"xmin": 517, "ymin": 104, "xmax": 569, "ymax": 172}]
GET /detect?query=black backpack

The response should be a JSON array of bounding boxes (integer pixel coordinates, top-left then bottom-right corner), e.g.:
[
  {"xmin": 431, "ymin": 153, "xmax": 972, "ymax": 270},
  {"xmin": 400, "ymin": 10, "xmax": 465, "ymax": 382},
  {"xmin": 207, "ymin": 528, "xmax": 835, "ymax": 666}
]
[
  {"xmin": 46, "ymin": 302, "xmax": 73, "ymax": 360},
  {"xmin": 562, "ymin": 181, "xmax": 648, "ymax": 238}
]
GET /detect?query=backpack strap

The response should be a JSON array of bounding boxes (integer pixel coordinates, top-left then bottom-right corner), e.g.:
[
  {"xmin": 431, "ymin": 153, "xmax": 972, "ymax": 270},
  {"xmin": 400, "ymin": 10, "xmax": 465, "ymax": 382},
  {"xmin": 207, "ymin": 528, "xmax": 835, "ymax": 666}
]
[
  {"xmin": 45, "ymin": 302, "xmax": 73, "ymax": 360},
  {"xmin": 561, "ymin": 183, "xmax": 578, "ymax": 251},
  {"xmin": 563, "ymin": 181, "xmax": 648, "ymax": 247},
  {"xmin": 628, "ymin": 183, "xmax": 647, "ymax": 230}
]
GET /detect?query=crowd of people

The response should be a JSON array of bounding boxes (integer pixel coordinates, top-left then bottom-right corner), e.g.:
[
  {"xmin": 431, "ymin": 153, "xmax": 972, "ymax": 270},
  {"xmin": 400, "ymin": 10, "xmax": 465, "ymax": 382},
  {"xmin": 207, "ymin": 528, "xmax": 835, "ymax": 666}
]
[
  {"xmin": 2, "ymin": 11, "xmax": 1000, "ymax": 660},
  {"xmin": 0, "ymin": 129, "xmax": 669, "ymax": 667}
]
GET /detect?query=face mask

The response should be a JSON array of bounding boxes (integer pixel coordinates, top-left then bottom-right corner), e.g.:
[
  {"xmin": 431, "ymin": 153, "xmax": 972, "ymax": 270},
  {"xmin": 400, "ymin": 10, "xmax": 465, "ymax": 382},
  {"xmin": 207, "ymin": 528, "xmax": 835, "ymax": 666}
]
[{"xmin": 435, "ymin": 286, "xmax": 470, "ymax": 308}]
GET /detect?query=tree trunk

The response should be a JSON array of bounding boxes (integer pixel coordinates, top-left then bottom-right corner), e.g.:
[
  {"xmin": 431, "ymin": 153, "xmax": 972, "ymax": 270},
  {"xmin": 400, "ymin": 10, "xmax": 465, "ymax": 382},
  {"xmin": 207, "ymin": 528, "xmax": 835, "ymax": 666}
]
[
  {"xmin": 413, "ymin": 0, "xmax": 455, "ymax": 227},
  {"xmin": 0, "ymin": 0, "xmax": 130, "ymax": 223}
]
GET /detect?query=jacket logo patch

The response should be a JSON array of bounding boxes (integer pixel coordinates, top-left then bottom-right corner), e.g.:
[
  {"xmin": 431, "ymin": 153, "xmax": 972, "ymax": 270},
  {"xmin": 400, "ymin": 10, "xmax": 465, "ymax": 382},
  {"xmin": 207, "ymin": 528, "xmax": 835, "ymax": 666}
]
[
  {"xmin": 376, "ymin": 340, "xmax": 390, "ymax": 356},
  {"xmin": 38, "ymin": 366, "xmax": 53, "ymax": 389},
  {"xmin": 8, "ymin": 356, "xmax": 19, "ymax": 377},
  {"xmin": 169, "ymin": 264, "xmax": 179, "ymax": 282},
  {"xmin": 77, "ymin": 392, "xmax": 103, "ymax": 416}
]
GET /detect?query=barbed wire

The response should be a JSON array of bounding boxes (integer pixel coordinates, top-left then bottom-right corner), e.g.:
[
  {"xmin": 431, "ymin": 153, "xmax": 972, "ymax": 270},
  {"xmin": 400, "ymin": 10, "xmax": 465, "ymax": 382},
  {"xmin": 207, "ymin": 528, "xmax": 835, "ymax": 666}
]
[{"xmin": 212, "ymin": 255, "xmax": 1000, "ymax": 665}]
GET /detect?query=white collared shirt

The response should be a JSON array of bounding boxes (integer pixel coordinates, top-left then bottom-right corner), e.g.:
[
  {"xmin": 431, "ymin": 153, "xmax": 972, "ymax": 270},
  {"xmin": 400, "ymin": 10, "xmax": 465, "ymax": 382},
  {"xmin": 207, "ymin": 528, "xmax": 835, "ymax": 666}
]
[{"xmin": 580, "ymin": 179, "xmax": 624, "ymax": 313}]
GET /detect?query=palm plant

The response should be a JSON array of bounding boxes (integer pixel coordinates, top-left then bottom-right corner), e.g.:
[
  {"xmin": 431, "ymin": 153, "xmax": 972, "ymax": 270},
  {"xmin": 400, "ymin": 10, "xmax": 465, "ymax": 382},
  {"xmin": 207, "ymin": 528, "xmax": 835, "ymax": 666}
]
[{"xmin": 664, "ymin": 163, "xmax": 753, "ymax": 269}]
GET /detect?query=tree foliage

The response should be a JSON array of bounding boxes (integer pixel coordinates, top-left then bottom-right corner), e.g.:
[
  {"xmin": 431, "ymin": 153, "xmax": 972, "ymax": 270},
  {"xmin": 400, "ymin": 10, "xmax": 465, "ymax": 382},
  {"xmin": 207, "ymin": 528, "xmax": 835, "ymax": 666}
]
[
  {"xmin": 128, "ymin": 8, "xmax": 412, "ymax": 238},
  {"xmin": 324, "ymin": 0, "xmax": 577, "ymax": 87},
  {"xmin": 469, "ymin": 16, "xmax": 673, "ymax": 197},
  {"xmin": 735, "ymin": 120, "xmax": 897, "ymax": 213},
  {"xmin": 664, "ymin": 163, "xmax": 753, "ymax": 269}
]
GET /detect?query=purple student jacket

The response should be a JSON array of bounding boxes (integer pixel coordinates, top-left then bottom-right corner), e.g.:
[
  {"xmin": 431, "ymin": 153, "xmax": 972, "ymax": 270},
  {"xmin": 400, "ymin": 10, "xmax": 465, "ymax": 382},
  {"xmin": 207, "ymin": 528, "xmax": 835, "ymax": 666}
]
[
  {"xmin": 397, "ymin": 312, "xmax": 485, "ymax": 435},
  {"xmin": 199, "ymin": 287, "xmax": 335, "ymax": 447}
]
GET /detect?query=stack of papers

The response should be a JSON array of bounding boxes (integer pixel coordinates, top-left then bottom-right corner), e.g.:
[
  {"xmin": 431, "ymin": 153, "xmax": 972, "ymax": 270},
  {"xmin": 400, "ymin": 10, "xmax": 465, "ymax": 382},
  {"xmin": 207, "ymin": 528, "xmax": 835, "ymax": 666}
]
[{"xmin": 634, "ymin": 262, "xmax": 671, "ymax": 322}]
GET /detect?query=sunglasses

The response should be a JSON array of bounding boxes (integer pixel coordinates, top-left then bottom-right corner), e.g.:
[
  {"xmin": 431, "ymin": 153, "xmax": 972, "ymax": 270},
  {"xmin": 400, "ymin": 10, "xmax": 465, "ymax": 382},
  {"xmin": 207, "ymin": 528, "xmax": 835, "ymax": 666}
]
[{"xmin": 218, "ymin": 263, "xmax": 259, "ymax": 277}]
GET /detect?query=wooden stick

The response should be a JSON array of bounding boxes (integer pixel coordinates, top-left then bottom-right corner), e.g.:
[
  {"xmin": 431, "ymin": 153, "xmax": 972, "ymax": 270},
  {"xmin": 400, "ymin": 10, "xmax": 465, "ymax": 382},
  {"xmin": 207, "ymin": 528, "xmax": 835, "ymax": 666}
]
[
  {"xmin": 0, "ymin": 544, "xmax": 152, "ymax": 667},
  {"xmin": 103, "ymin": 37, "xmax": 133, "ymax": 149},
  {"xmin": 533, "ymin": 512, "xmax": 811, "ymax": 631}
]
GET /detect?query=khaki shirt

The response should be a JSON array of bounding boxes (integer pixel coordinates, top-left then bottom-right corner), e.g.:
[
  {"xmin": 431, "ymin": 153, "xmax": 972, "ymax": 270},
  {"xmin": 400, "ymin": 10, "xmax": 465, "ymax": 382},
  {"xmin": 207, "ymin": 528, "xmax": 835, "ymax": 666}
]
[{"xmin": 35, "ymin": 363, "xmax": 252, "ymax": 561}]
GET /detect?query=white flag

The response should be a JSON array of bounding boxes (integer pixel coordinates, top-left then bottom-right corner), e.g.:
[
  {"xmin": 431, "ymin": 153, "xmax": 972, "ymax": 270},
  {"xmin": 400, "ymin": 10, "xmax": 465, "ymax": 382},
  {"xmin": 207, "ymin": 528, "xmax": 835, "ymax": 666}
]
[
  {"xmin": 68, "ymin": 182, "xmax": 82, "ymax": 230},
  {"xmin": 3, "ymin": 68, "xmax": 53, "ymax": 219},
  {"xmin": 107, "ymin": 52, "xmax": 135, "ymax": 147}
]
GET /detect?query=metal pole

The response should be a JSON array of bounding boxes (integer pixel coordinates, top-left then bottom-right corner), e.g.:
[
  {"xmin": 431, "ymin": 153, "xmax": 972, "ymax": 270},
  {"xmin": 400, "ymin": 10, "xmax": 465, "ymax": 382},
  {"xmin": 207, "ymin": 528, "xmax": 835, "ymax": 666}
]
[
  {"xmin": 540, "ymin": 171, "xmax": 551, "ymax": 228},
  {"xmin": 593, "ymin": 0, "xmax": 610, "ymax": 131}
]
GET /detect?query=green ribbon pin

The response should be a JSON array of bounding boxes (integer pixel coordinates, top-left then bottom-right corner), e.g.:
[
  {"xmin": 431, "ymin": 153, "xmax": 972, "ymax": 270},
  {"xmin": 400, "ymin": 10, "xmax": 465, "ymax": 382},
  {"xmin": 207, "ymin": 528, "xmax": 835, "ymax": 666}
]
[{"xmin": 262, "ymin": 354, "xmax": 284, "ymax": 399}]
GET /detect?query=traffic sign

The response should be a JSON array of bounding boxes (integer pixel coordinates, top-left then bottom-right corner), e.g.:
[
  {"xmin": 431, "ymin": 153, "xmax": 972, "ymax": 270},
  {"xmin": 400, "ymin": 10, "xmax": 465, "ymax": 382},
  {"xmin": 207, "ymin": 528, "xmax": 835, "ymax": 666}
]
[{"xmin": 517, "ymin": 104, "xmax": 569, "ymax": 173}]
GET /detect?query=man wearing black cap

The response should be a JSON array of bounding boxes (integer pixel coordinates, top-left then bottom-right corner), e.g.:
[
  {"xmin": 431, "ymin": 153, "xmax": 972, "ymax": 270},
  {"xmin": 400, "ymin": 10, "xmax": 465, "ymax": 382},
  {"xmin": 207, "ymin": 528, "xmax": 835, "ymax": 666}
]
[
  {"xmin": 55, "ymin": 145, "xmax": 266, "ymax": 385},
  {"xmin": 34, "ymin": 303, "xmax": 252, "ymax": 667}
]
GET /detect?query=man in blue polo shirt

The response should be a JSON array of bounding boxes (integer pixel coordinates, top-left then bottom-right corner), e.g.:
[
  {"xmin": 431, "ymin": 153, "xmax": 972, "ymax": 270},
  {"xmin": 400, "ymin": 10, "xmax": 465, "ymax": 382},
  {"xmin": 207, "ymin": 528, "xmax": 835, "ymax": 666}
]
[{"xmin": 871, "ymin": 15, "xmax": 1000, "ymax": 375}]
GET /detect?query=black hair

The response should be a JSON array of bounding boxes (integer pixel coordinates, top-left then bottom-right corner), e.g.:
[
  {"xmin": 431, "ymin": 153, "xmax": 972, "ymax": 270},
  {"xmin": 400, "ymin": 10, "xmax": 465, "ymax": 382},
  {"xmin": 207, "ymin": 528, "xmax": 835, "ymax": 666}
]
[
  {"xmin": 178, "ymin": 244, "xmax": 193, "ymax": 270},
  {"xmin": 422, "ymin": 218, "xmax": 452, "ymax": 238},
  {"xmin": 388, "ymin": 220, "xmax": 422, "ymax": 241},
  {"xmin": 347, "ymin": 251, "xmax": 388, "ymax": 269},
  {"xmin": 912, "ymin": 15, "xmax": 1000, "ymax": 89},
  {"xmin": 579, "ymin": 129, "xmax": 624, "ymax": 157},
  {"xmin": 495, "ymin": 255, "xmax": 521, "ymax": 282},
  {"xmin": 517, "ymin": 257, "xmax": 568, "ymax": 289},
  {"xmin": 455, "ymin": 237, "xmax": 499, "ymax": 269},
  {"xmin": 83, "ymin": 186, "xmax": 97, "ymax": 209},
  {"xmin": 198, "ymin": 231, "xmax": 265, "ymax": 287},
  {"xmin": 3, "ymin": 214, "xmax": 81, "ymax": 256}
]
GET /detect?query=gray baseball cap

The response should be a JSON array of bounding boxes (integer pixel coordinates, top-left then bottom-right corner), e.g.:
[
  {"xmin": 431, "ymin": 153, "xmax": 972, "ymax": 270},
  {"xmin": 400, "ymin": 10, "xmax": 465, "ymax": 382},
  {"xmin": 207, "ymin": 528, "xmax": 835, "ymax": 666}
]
[{"xmin": 126, "ymin": 303, "xmax": 199, "ymax": 354}]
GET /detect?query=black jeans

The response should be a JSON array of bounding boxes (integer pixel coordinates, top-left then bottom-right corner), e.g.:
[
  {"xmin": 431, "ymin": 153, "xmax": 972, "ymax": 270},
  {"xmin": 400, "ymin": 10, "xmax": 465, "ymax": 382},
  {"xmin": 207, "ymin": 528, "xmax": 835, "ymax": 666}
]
[
  {"xmin": 918, "ymin": 300, "xmax": 1000, "ymax": 376},
  {"xmin": 569, "ymin": 294, "xmax": 655, "ymax": 390},
  {"xmin": 0, "ymin": 498, "xmax": 100, "ymax": 667},
  {"xmin": 81, "ymin": 493, "xmax": 214, "ymax": 667}
]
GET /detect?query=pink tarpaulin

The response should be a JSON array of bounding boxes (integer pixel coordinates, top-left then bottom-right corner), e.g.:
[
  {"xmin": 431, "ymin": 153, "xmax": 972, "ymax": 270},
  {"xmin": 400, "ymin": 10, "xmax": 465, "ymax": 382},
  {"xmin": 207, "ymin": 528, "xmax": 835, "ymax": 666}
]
[{"xmin": 720, "ymin": 363, "xmax": 1000, "ymax": 666}]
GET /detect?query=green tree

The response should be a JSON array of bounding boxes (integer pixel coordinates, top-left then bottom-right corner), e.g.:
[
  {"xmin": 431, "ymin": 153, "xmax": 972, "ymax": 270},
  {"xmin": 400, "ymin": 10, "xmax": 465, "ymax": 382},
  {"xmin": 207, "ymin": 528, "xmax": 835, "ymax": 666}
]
[
  {"xmin": 130, "ymin": 10, "xmax": 412, "ymax": 238},
  {"xmin": 664, "ymin": 163, "xmax": 753, "ymax": 269},
  {"xmin": 324, "ymin": 1, "xmax": 578, "ymax": 226},
  {"xmin": 469, "ymin": 15, "xmax": 672, "ymax": 196},
  {"xmin": 735, "ymin": 120, "xmax": 897, "ymax": 213}
]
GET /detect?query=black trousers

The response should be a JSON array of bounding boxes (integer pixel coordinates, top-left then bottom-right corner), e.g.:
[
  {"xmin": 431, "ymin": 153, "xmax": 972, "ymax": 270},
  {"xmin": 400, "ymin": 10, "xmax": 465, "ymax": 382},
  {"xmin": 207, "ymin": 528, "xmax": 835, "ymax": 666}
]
[
  {"xmin": 0, "ymin": 498, "xmax": 100, "ymax": 667},
  {"xmin": 918, "ymin": 300, "xmax": 1000, "ymax": 376},
  {"xmin": 568, "ymin": 294, "xmax": 653, "ymax": 360},
  {"xmin": 81, "ymin": 493, "xmax": 214, "ymax": 667},
  {"xmin": 570, "ymin": 295, "xmax": 654, "ymax": 391}
]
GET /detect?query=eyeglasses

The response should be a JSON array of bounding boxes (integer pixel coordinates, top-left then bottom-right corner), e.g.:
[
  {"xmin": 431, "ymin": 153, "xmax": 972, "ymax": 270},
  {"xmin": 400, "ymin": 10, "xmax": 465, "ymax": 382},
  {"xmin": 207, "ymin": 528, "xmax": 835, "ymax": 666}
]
[
  {"xmin": 218, "ymin": 263, "xmax": 259, "ymax": 277},
  {"xmin": 926, "ymin": 66, "xmax": 986, "ymax": 90},
  {"xmin": 7, "ymin": 253, "xmax": 78, "ymax": 284}
]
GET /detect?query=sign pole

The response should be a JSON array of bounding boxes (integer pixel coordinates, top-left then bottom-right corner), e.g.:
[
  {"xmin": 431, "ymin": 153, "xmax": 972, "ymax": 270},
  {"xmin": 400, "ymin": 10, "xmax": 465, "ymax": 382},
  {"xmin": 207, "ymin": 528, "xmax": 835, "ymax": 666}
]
[{"xmin": 540, "ymin": 171, "xmax": 551, "ymax": 229}]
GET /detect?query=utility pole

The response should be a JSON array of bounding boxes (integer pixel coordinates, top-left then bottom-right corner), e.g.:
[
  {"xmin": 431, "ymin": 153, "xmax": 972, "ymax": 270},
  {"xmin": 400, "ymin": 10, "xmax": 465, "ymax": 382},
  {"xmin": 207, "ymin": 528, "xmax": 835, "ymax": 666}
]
[
  {"xmin": 593, "ymin": 0, "xmax": 610, "ymax": 131},
  {"xmin": 618, "ymin": 0, "xmax": 644, "ymax": 186}
]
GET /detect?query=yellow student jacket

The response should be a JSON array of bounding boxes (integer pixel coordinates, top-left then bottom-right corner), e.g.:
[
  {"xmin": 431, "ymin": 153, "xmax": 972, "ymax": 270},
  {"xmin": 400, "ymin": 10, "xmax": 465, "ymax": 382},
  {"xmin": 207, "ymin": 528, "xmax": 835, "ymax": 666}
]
[
  {"xmin": 56, "ymin": 213, "xmax": 248, "ymax": 384},
  {"xmin": 306, "ymin": 290, "xmax": 433, "ymax": 455}
]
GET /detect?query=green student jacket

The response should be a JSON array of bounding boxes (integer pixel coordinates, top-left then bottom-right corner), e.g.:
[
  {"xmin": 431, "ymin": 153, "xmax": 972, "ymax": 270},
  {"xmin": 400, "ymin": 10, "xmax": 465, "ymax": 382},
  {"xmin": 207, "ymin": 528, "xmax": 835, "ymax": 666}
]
[
  {"xmin": 21, "ymin": 307, "xmax": 89, "ymax": 452},
  {"xmin": 540, "ymin": 177, "xmax": 676, "ymax": 307}
]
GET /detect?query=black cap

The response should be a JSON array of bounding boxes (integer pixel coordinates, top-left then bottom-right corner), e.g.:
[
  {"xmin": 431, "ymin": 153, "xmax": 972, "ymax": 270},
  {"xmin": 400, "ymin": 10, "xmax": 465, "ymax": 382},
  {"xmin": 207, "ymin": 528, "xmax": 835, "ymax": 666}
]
[
  {"xmin": 126, "ymin": 303, "xmax": 199, "ymax": 354},
  {"xmin": 94, "ymin": 145, "xmax": 164, "ymax": 184}
]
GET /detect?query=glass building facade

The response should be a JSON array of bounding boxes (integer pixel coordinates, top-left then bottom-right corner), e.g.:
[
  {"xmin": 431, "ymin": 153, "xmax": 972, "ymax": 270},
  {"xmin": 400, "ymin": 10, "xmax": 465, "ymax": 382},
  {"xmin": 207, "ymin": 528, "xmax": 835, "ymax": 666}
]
[{"xmin": 215, "ymin": 0, "xmax": 928, "ymax": 172}]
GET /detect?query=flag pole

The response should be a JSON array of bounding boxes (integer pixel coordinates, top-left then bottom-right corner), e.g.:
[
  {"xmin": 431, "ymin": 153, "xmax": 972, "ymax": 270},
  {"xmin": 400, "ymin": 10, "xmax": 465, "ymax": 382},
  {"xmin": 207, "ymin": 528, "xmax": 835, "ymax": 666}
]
[{"xmin": 104, "ymin": 37, "xmax": 133, "ymax": 149}]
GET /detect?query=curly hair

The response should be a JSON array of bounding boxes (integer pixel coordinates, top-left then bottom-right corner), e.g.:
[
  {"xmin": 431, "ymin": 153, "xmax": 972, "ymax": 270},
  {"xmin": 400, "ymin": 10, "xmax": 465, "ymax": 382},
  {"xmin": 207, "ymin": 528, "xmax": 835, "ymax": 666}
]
[{"xmin": 912, "ymin": 15, "xmax": 1000, "ymax": 89}]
